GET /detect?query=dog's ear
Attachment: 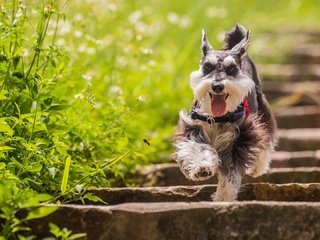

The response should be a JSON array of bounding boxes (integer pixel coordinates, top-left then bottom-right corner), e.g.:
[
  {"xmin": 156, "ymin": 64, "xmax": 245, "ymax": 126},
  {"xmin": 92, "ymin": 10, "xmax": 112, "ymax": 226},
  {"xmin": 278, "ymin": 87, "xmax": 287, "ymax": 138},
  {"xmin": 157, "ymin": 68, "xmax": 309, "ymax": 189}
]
[
  {"xmin": 201, "ymin": 29, "xmax": 214, "ymax": 57},
  {"xmin": 231, "ymin": 29, "xmax": 250, "ymax": 58}
]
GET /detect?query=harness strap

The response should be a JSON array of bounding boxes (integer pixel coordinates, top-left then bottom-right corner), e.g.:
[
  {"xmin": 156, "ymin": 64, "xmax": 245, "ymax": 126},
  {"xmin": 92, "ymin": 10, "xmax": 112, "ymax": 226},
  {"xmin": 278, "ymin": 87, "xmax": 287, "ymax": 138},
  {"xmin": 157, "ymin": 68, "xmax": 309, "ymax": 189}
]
[{"xmin": 190, "ymin": 99, "xmax": 249, "ymax": 124}]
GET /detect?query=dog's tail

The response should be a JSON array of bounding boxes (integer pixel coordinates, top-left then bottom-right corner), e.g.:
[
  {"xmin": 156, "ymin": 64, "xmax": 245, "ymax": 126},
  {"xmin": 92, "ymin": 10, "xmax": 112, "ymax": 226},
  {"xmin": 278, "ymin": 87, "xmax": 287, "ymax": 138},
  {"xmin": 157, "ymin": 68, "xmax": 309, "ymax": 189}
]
[{"xmin": 223, "ymin": 24, "xmax": 248, "ymax": 50}]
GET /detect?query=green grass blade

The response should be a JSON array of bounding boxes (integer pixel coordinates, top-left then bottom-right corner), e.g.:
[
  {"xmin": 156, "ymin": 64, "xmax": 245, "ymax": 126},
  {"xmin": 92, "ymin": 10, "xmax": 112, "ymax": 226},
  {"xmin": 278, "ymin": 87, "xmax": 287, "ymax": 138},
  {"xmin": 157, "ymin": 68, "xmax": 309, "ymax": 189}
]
[{"xmin": 60, "ymin": 156, "xmax": 71, "ymax": 194}]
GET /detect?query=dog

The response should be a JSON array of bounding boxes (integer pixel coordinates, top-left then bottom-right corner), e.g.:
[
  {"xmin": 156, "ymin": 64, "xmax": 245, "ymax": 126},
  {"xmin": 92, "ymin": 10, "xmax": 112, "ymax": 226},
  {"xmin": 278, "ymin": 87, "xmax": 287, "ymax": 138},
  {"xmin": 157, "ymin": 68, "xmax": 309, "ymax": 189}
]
[{"xmin": 173, "ymin": 24, "xmax": 277, "ymax": 201}]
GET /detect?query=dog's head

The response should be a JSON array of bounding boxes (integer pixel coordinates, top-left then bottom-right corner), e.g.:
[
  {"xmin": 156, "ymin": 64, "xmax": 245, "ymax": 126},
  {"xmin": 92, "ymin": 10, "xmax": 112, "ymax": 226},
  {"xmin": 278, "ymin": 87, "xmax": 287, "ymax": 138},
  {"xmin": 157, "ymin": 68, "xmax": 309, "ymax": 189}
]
[{"xmin": 190, "ymin": 24, "xmax": 255, "ymax": 117}]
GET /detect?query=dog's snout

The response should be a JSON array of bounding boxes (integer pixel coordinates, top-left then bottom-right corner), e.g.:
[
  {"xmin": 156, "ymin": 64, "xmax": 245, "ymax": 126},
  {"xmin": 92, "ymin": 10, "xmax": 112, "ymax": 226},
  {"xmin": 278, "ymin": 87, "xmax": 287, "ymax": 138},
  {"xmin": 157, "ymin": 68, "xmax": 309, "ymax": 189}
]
[{"xmin": 212, "ymin": 83, "xmax": 224, "ymax": 93}]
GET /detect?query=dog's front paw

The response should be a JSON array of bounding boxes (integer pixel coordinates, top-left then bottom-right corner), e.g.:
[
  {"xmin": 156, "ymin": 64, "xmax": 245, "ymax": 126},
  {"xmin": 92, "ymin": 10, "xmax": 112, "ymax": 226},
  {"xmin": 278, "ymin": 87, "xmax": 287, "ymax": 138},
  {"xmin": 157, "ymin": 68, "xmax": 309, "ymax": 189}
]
[
  {"xmin": 174, "ymin": 141, "xmax": 220, "ymax": 181},
  {"xmin": 190, "ymin": 165, "xmax": 215, "ymax": 181}
]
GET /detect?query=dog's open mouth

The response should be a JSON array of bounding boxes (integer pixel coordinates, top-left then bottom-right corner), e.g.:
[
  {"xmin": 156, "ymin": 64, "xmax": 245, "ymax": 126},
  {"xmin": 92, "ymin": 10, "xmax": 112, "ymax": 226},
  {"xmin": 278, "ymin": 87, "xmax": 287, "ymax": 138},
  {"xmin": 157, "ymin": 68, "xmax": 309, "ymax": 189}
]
[{"xmin": 209, "ymin": 93, "xmax": 228, "ymax": 116}]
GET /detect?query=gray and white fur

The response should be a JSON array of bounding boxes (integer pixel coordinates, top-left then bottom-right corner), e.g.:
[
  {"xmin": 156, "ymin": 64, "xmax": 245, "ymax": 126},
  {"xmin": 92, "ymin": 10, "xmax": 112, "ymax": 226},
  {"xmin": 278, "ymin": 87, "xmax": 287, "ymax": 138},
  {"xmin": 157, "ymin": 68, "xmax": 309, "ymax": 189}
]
[{"xmin": 173, "ymin": 24, "xmax": 277, "ymax": 201}]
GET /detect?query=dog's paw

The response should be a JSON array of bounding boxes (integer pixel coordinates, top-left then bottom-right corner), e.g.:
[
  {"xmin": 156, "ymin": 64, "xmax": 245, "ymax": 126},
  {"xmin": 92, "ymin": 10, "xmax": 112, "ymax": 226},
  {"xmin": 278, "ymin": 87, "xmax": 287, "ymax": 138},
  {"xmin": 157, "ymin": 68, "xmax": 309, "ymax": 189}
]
[
  {"xmin": 211, "ymin": 192, "xmax": 223, "ymax": 201},
  {"xmin": 190, "ymin": 165, "xmax": 215, "ymax": 181}
]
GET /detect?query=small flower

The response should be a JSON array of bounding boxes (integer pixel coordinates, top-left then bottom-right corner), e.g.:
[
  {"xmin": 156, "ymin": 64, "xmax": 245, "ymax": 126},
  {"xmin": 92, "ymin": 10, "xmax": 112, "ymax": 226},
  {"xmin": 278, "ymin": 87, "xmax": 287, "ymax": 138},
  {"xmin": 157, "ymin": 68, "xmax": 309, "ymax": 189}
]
[
  {"xmin": 82, "ymin": 74, "xmax": 92, "ymax": 82},
  {"xmin": 48, "ymin": 167, "xmax": 56, "ymax": 178},
  {"xmin": 167, "ymin": 12, "xmax": 179, "ymax": 24},
  {"xmin": 58, "ymin": 20, "xmax": 72, "ymax": 35},
  {"xmin": 128, "ymin": 10, "xmax": 143, "ymax": 24},
  {"xmin": 109, "ymin": 85, "xmax": 123, "ymax": 95},
  {"xmin": 107, "ymin": 3, "xmax": 117, "ymax": 12},
  {"xmin": 74, "ymin": 30, "xmax": 83, "ymax": 38},
  {"xmin": 206, "ymin": 7, "xmax": 228, "ymax": 18},
  {"xmin": 137, "ymin": 95, "xmax": 146, "ymax": 102},
  {"xmin": 74, "ymin": 13, "xmax": 84, "ymax": 22},
  {"xmin": 167, "ymin": 12, "xmax": 191, "ymax": 28},
  {"xmin": 86, "ymin": 47, "xmax": 96, "ymax": 55},
  {"xmin": 141, "ymin": 47, "xmax": 154, "ymax": 55},
  {"xmin": 74, "ymin": 93, "xmax": 85, "ymax": 99},
  {"xmin": 75, "ymin": 184, "xmax": 83, "ymax": 193}
]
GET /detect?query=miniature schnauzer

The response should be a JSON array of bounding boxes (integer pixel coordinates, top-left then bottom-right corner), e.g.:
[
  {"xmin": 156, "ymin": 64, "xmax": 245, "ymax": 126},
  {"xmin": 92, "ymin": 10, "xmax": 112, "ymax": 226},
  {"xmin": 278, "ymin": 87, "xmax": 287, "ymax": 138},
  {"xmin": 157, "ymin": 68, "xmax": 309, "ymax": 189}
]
[{"xmin": 173, "ymin": 24, "xmax": 277, "ymax": 201}]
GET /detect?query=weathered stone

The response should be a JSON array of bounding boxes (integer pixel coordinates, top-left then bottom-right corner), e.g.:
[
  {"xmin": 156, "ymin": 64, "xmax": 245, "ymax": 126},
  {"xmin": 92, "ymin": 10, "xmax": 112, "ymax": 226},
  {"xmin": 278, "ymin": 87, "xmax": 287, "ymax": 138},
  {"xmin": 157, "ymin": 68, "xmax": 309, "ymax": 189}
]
[
  {"xmin": 138, "ymin": 163, "xmax": 320, "ymax": 186},
  {"xmin": 275, "ymin": 106, "xmax": 320, "ymax": 129},
  {"xmin": 289, "ymin": 43, "xmax": 320, "ymax": 64},
  {"xmin": 271, "ymin": 151, "xmax": 320, "ymax": 168},
  {"xmin": 239, "ymin": 183, "xmax": 320, "ymax": 201},
  {"xmin": 278, "ymin": 128, "xmax": 320, "ymax": 151},
  {"xmin": 263, "ymin": 81, "xmax": 320, "ymax": 102},
  {"xmin": 258, "ymin": 64, "xmax": 320, "ymax": 82},
  {"xmin": 244, "ymin": 167, "xmax": 320, "ymax": 184},
  {"xmin": 85, "ymin": 183, "xmax": 320, "ymax": 204},
  {"xmin": 29, "ymin": 201, "xmax": 320, "ymax": 240}
]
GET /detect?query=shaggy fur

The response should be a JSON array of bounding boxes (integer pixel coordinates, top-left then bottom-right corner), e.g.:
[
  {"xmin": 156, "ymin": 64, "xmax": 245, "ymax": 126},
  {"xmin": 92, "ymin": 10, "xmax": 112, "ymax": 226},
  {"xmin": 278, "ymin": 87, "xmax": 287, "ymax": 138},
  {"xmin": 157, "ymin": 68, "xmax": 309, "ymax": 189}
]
[{"xmin": 173, "ymin": 24, "xmax": 277, "ymax": 201}]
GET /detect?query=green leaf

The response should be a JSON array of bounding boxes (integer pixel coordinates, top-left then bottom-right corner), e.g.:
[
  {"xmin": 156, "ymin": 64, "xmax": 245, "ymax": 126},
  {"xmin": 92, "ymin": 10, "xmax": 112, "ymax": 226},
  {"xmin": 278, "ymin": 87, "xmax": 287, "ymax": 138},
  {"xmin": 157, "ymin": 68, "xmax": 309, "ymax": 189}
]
[
  {"xmin": 83, "ymin": 193, "xmax": 107, "ymax": 204},
  {"xmin": 0, "ymin": 146, "xmax": 15, "ymax": 152},
  {"xmin": 49, "ymin": 222, "xmax": 61, "ymax": 237},
  {"xmin": 0, "ymin": 162, "xmax": 6, "ymax": 170},
  {"xmin": 0, "ymin": 120, "xmax": 13, "ymax": 136},
  {"xmin": 60, "ymin": 156, "xmax": 71, "ymax": 194},
  {"xmin": 26, "ymin": 206, "xmax": 57, "ymax": 220},
  {"xmin": 0, "ymin": 89, "xmax": 8, "ymax": 100},
  {"xmin": 68, "ymin": 233, "xmax": 87, "ymax": 239},
  {"xmin": 49, "ymin": 103, "xmax": 69, "ymax": 111}
]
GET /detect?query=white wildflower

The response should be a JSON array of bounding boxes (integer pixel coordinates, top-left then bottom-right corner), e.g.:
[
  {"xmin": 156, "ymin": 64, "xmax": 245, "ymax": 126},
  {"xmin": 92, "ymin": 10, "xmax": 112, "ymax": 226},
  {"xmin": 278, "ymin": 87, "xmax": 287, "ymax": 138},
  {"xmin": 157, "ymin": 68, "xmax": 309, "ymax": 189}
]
[
  {"xmin": 74, "ymin": 93, "xmax": 84, "ymax": 99},
  {"xmin": 141, "ymin": 47, "xmax": 154, "ymax": 55},
  {"xmin": 129, "ymin": 10, "xmax": 143, "ymax": 24},
  {"xmin": 109, "ymin": 85, "xmax": 123, "ymax": 95},
  {"xmin": 82, "ymin": 74, "xmax": 93, "ymax": 83},
  {"xmin": 48, "ymin": 167, "xmax": 56, "ymax": 178},
  {"xmin": 167, "ymin": 12, "xmax": 179, "ymax": 24},
  {"xmin": 74, "ymin": 13, "xmax": 84, "ymax": 22},
  {"xmin": 86, "ymin": 47, "xmax": 96, "ymax": 55},
  {"xmin": 206, "ymin": 7, "xmax": 228, "ymax": 18},
  {"xmin": 74, "ymin": 30, "xmax": 83, "ymax": 38},
  {"xmin": 59, "ymin": 20, "xmax": 72, "ymax": 35},
  {"xmin": 107, "ymin": 3, "xmax": 117, "ymax": 12},
  {"xmin": 137, "ymin": 96, "xmax": 146, "ymax": 102},
  {"xmin": 75, "ymin": 184, "xmax": 83, "ymax": 193}
]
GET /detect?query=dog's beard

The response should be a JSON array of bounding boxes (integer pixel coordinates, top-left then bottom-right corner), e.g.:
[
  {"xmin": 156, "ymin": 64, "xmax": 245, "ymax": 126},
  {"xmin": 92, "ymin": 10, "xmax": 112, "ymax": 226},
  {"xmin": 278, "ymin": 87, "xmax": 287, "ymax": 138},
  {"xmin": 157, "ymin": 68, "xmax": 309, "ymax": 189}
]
[{"xmin": 190, "ymin": 70, "xmax": 255, "ymax": 116}]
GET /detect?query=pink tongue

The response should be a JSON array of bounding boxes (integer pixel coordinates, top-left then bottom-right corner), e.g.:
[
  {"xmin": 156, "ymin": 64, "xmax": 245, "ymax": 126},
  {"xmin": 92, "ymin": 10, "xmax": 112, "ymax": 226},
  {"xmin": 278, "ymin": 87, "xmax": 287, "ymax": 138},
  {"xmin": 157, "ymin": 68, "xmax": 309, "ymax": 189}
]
[{"xmin": 211, "ymin": 94, "xmax": 227, "ymax": 116}]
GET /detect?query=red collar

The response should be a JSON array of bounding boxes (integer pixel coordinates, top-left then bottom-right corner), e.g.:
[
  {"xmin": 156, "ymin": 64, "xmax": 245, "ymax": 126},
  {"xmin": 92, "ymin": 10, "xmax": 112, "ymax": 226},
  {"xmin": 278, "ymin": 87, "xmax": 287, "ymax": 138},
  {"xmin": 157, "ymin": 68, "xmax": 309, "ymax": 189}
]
[{"xmin": 242, "ymin": 98, "xmax": 250, "ymax": 118}]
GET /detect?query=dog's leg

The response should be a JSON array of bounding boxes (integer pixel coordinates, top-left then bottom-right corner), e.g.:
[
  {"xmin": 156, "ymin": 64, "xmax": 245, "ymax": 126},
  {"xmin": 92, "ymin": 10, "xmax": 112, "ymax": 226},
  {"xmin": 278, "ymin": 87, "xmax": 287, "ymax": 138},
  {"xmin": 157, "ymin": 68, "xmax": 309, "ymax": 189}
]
[
  {"xmin": 246, "ymin": 145, "xmax": 272, "ymax": 177},
  {"xmin": 212, "ymin": 170, "xmax": 242, "ymax": 201},
  {"xmin": 174, "ymin": 140, "xmax": 220, "ymax": 181}
]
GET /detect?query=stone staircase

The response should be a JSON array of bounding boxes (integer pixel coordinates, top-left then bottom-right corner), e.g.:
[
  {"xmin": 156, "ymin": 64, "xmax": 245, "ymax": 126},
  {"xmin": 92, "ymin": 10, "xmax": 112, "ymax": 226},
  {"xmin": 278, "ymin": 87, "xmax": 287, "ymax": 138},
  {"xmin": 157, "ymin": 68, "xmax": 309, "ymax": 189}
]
[{"xmin": 29, "ymin": 30, "xmax": 320, "ymax": 240}]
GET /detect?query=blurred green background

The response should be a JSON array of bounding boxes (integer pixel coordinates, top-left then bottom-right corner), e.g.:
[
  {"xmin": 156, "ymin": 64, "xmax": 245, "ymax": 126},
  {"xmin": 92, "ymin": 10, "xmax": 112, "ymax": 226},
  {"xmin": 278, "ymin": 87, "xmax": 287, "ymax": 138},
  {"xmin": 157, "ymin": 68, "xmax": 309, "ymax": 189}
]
[{"xmin": 60, "ymin": 0, "xmax": 320, "ymax": 165}]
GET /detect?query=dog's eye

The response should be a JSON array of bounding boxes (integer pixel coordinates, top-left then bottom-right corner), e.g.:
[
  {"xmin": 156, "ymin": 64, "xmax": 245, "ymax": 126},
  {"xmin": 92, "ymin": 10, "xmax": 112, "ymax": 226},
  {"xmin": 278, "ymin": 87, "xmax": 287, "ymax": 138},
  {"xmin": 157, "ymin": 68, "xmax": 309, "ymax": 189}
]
[
  {"xmin": 225, "ymin": 65, "xmax": 239, "ymax": 76},
  {"xmin": 202, "ymin": 63, "xmax": 215, "ymax": 75}
]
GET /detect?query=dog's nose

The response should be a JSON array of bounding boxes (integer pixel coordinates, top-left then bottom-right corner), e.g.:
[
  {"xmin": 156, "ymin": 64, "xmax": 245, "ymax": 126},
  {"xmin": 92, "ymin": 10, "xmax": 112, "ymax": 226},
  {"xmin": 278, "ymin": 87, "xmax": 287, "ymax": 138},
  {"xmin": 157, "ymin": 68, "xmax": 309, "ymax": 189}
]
[{"xmin": 212, "ymin": 83, "xmax": 224, "ymax": 93}]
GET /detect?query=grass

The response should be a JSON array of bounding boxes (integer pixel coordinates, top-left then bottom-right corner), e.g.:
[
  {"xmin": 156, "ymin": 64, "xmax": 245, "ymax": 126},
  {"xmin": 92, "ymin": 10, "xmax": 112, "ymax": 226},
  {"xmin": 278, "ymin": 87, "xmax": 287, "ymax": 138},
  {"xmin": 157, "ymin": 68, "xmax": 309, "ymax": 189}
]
[{"xmin": 0, "ymin": 0, "xmax": 320, "ymax": 238}]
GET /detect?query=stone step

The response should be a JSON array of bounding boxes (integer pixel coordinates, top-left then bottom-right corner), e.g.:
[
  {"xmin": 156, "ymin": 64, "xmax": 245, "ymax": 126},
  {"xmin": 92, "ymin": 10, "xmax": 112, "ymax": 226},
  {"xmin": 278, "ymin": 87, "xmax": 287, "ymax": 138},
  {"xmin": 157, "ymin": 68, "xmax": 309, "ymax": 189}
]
[
  {"xmin": 271, "ymin": 151, "xmax": 320, "ymax": 168},
  {"xmin": 257, "ymin": 64, "xmax": 320, "ymax": 82},
  {"xmin": 263, "ymin": 81, "xmax": 320, "ymax": 99},
  {"xmin": 262, "ymin": 82, "xmax": 320, "ymax": 109},
  {"xmin": 278, "ymin": 128, "xmax": 320, "ymax": 151},
  {"xmin": 28, "ymin": 201, "xmax": 320, "ymax": 240},
  {"xmin": 275, "ymin": 106, "xmax": 320, "ymax": 129},
  {"xmin": 138, "ymin": 163, "xmax": 320, "ymax": 186},
  {"xmin": 86, "ymin": 183, "xmax": 320, "ymax": 203},
  {"xmin": 288, "ymin": 43, "xmax": 320, "ymax": 64}
]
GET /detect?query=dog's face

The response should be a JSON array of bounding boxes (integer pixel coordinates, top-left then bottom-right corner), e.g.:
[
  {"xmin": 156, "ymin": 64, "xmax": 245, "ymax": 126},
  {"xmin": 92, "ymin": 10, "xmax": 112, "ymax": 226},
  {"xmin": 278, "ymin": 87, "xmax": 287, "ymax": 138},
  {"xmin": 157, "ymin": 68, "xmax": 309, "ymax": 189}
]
[{"xmin": 190, "ymin": 30, "xmax": 255, "ymax": 117}]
